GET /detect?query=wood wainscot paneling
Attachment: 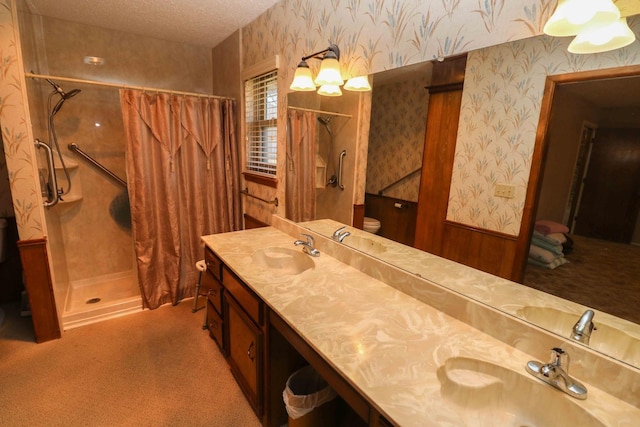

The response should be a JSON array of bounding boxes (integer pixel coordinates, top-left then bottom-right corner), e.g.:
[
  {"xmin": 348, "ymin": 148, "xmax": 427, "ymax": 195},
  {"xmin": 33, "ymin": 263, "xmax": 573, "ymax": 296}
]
[
  {"xmin": 244, "ymin": 214, "xmax": 268, "ymax": 229},
  {"xmin": 17, "ymin": 238, "xmax": 60, "ymax": 342},
  {"xmin": 414, "ymin": 54, "xmax": 526, "ymax": 281},
  {"xmin": 352, "ymin": 204, "xmax": 364, "ymax": 230},
  {"xmin": 441, "ymin": 221, "xmax": 519, "ymax": 279},
  {"xmin": 364, "ymin": 193, "xmax": 417, "ymax": 246}
]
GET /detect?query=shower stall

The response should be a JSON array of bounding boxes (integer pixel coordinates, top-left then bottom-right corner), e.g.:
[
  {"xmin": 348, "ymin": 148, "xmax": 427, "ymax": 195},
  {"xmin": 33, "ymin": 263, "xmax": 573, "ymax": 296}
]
[
  {"xmin": 14, "ymin": 3, "xmax": 215, "ymax": 330},
  {"xmin": 29, "ymin": 77, "xmax": 141, "ymax": 329}
]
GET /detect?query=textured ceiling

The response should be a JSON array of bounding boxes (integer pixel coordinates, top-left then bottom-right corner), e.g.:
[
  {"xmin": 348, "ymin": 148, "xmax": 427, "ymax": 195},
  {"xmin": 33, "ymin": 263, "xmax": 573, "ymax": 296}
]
[
  {"xmin": 23, "ymin": 1, "xmax": 640, "ymax": 49},
  {"xmin": 24, "ymin": 0, "xmax": 282, "ymax": 47}
]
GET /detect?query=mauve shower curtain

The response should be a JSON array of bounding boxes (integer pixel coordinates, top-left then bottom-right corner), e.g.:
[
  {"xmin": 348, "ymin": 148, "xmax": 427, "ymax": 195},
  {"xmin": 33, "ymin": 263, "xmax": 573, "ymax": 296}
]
[
  {"xmin": 120, "ymin": 90, "xmax": 241, "ymax": 309},
  {"xmin": 286, "ymin": 110, "xmax": 316, "ymax": 222}
]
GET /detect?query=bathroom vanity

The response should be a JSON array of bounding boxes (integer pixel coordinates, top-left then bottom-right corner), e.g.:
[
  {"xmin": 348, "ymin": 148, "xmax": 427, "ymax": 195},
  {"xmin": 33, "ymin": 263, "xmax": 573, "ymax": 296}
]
[{"xmin": 201, "ymin": 216, "xmax": 640, "ymax": 426}]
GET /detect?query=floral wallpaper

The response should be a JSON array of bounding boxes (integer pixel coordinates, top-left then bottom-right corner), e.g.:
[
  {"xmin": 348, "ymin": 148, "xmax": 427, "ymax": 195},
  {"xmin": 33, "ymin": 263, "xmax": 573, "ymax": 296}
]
[
  {"xmin": 0, "ymin": 0, "xmax": 43, "ymax": 238},
  {"xmin": 240, "ymin": 0, "xmax": 555, "ymax": 224},
  {"xmin": 0, "ymin": 134, "xmax": 14, "ymax": 217},
  {"xmin": 366, "ymin": 75, "xmax": 429, "ymax": 202},
  {"xmin": 449, "ymin": 16, "xmax": 640, "ymax": 235}
]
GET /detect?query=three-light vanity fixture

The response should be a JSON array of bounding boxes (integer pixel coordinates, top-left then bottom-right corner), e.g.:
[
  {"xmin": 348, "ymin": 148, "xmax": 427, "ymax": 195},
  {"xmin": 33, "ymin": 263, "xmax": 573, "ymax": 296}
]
[
  {"xmin": 544, "ymin": 0, "xmax": 636, "ymax": 53},
  {"xmin": 289, "ymin": 44, "xmax": 371, "ymax": 96}
]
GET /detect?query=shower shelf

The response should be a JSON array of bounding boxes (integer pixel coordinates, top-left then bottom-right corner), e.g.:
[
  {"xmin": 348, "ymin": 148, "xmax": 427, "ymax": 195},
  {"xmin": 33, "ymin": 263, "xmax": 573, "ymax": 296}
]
[{"xmin": 58, "ymin": 194, "xmax": 83, "ymax": 204}]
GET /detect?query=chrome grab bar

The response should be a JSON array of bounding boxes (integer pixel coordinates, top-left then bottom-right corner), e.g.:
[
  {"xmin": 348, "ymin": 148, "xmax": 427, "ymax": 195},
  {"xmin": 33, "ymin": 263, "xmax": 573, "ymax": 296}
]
[
  {"xmin": 68, "ymin": 143, "xmax": 127, "ymax": 188},
  {"xmin": 34, "ymin": 139, "xmax": 59, "ymax": 207},
  {"xmin": 338, "ymin": 149, "xmax": 346, "ymax": 190},
  {"xmin": 240, "ymin": 187, "xmax": 279, "ymax": 206}
]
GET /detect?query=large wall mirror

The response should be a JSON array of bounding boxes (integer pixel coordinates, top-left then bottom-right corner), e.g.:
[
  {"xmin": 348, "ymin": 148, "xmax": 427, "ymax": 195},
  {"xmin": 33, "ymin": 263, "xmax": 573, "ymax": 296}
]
[{"xmin": 291, "ymin": 29, "xmax": 640, "ymax": 369}]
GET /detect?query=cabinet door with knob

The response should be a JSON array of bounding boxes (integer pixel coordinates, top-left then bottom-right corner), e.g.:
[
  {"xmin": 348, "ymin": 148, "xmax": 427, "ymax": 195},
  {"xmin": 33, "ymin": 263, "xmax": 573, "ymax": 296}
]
[{"xmin": 225, "ymin": 293, "xmax": 263, "ymax": 417}]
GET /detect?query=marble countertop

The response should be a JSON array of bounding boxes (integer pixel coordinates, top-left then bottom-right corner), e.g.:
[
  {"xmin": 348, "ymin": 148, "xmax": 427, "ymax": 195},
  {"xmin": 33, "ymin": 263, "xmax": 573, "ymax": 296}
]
[
  {"xmin": 202, "ymin": 225, "xmax": 640, "ymax": 426},
  {"xmin": 300, "ymin": 219, "xmax": 640, "ymax": 368}
]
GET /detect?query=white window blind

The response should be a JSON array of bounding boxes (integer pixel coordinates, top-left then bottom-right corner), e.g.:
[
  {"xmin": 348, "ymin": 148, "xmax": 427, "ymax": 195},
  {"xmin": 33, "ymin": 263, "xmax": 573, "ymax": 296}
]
[{"xmin": 245, "ymin": 70, "xmax": 278, "ymax": 176}]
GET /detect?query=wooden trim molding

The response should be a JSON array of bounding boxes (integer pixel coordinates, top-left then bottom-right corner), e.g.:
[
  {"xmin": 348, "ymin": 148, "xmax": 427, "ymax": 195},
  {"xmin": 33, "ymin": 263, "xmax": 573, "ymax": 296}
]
[
  {"xmin": 352, "ymin": 204, "xmax": 365, "ymax": 230},
  {"xmin": 514, "ymin": 64, "xmax": 640, "ymax": 282},
  {"xmin": 243, "ymin": 172, "xmax": 278, "ymax": 188},
  {"xmin": 443, "ymin": 220, "xmax": 519, "ymax": 241},
  {"xmin": 17, "ymin": 238, "xmax": 60, "ymax": 342}
]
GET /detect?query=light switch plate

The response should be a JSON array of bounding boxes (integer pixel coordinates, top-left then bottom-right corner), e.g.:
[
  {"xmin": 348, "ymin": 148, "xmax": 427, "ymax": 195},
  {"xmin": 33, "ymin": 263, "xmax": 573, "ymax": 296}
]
[{"xmin": 494, "ymin": 183, "xmax": 515, "ymax": 198}]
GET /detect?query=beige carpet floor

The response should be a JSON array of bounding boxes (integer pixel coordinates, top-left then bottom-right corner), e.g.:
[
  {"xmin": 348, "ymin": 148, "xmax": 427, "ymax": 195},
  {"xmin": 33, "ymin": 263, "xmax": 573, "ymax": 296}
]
[
  {"xmin": 0, "ymin": 300, "xmax": 262, "ymax": 427},
  {"xmin": 523, "ymin": 234, "xmax": 640, "ymax": 324}
]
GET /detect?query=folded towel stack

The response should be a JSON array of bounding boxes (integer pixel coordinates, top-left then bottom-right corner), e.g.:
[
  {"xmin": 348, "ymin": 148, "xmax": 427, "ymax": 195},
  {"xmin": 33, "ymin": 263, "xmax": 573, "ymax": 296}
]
[{"xmin": 528, "ymin": 220, "xmax": 570, "ymax": 270}]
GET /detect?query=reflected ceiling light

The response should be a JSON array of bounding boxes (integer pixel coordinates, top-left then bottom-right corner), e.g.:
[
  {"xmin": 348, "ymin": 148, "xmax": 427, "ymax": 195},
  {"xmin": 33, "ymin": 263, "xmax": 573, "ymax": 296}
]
[
  {"xmin": 343, "ymin": 76, "xmax": 372, "ymax": 92},
  {"xmin": 568, "ymin": 17, "xmax": 636, "ymax": 53},
  {"xmin": 543, "ymin": 0, "xmax": 620, "ymax": 37},
  {"xmin": 316, "ymin": 84, "xmax": 342, "ymax": 97},
  {"xmin": 290, "ymin": 44, "xmax": 347, "ymax": 96}
]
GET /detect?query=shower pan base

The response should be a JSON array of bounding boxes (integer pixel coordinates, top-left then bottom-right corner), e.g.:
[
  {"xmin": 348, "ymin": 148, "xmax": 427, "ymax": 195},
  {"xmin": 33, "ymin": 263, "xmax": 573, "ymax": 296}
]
[{"xmin": 62, "ymin": 271, "xmax": 142, "ymax": 330}]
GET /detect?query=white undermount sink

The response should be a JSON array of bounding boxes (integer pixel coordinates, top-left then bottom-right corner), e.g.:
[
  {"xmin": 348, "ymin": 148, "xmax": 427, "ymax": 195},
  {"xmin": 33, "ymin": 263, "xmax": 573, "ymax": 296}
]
[
  {"xmin": 516, "ymin": 306, "xmax": 640, "ymax": 366},
  {"xmin": 251, "ymin": 247, "xmax": 315, "ymax": 276},
  {"xmin": 344, "ymin": 235, "xmax": 387, "ymax": 254},
  {"xmin": 437, "ymin": 357, "xmax": 604, "ymax": 427}
]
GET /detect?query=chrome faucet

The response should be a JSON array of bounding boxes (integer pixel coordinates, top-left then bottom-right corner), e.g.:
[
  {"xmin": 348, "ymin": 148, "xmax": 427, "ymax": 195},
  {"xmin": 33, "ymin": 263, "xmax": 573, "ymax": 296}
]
[
  {"xmin": 294, "ymin": 234, "xmax": 320, "ymax": 257},
  {"xmin": 526, "ymin": 347, "xmax": 587, "ymax": 399},
  {"xmin": 332, "ymin": 226, "xmax": 351, "ymax": 243},
  {"xmin": 571, "ymin": 310, "xmax": 596, "ymax": 345}
]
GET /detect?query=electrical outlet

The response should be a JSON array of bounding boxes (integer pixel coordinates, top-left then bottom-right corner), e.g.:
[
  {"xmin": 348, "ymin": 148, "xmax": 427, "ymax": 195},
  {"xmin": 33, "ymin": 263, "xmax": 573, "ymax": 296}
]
[{"xmin": 494, "ymin": 183, "xmax": 515, "ymax": 199}]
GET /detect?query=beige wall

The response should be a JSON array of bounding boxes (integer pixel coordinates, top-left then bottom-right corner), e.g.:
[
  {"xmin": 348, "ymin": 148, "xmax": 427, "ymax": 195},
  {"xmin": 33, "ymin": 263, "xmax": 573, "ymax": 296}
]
[
  {"xmin": 5, "ymin": 2, "xmax": 214, "ymax": 315},
  {"xmin": 536, "ymin": 91, "xmax": 598, "ymax": 223},
  {"xmin": 366, "ymin": 72, "xmax": 430, "ymax": 202}
]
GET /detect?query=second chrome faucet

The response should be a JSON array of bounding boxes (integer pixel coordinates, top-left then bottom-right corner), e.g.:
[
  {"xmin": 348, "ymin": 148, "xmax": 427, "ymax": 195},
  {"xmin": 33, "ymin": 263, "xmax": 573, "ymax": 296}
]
[
  {"xmin": 294, "ymin": 234, "xmax": 320, "ymax": 257},
  {"xmin": 332, "ymin": 226, "xmax": 351, "ymax": 243},
  {"xmin": 526, "ymin": 347, "xmax": 587, "ymax": 399}
]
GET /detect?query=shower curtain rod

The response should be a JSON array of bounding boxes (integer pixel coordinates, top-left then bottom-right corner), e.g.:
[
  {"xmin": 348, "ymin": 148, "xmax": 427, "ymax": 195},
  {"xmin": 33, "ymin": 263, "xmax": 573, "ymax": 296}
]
[
  {"xmin": 287, "ymin": 106, "xmax": 352, "ymax": 118},
  {"xmin": 25, "ymin": 72, "xmax": 234, "ymax": 100}
]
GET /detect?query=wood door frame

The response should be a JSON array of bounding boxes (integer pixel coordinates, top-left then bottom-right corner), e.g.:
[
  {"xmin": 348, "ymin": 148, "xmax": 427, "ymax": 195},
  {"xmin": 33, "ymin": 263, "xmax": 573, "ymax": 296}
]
[
  {"xmin": 566, "ymin": 121, "xmax": 597, "ymax": 233},
  {"xmin": 517, "ymin": 64, "xmax": 640, "ymax": 281}
]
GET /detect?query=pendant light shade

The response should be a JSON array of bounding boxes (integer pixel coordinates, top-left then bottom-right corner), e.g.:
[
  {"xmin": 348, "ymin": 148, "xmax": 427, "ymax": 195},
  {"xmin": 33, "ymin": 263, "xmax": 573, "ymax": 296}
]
[
  {"xmin": 543, "ymin": 0, "xmax": 620, "ymax": 37},
  {"xmin": 344, "ymin": 76, "xmax": 372, "ymax": 92},
  {"xmin": 317, "ymin": 84, "xmax": 342, "ymax": 97},
  {"xmin": 290, "ymin": 44, "xmax": 369, "ymax": 96},
  {"xmin": 314, "ymin": 50, "xmax": 344, "ymax": 87},
  {"xmin": 568, "ymin": 17, "xmax": 636, "ymax": 54},
  {"xmin": 289, "ymin": 60, "xmax": 316, "ymax": 91}
]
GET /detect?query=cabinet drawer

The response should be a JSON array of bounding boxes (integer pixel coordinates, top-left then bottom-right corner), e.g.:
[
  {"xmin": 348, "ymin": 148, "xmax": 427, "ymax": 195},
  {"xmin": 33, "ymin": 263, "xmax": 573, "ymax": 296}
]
[
  {"xmin": 207, "ymin": 301, "xmax": 224, "ymax": 351},
  {"xmin": 226, "ymin": 294, "xmax": 263, "ymax": 416},
  {"xmin": 202, "ymin": 270, "xmax": 223, "ymax": 314},
  {"xmin": 223, "ymin": 266, "xmax": 262, "ymax": 325},
  {"xmin": 204, "ymin": 248, "xmax": 222, "ymax": 281}
]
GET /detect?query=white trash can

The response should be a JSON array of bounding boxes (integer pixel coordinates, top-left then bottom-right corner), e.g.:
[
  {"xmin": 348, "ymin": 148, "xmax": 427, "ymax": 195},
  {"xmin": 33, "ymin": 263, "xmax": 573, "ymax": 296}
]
[{"xmin": 283, "ymin": 365, "xmax": 338, "ymax": 427}]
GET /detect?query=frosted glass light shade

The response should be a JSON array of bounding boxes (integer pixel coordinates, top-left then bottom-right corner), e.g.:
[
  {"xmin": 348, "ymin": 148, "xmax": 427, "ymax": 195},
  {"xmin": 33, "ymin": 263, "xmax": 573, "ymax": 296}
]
[
  {"xmin": 568, "ymin": 18, "xmax": 636, "ymax": 54},
  {"xmin": 314, "ymin": 56, "xmax": 343, "ymax": 86},
  {"xmin": 344, "ymin": 76, "xmax": 372, "ymax": 92},
  {"xmin": 317, "ymin": 84, "xmax": 342, "ymax": 97},
  {"xmin": 543, "ymin": 0, "xmax": 620, "ymax": 37},
  {"xmin": 289, "ymin": 64, "xmax": 316, "ymax": 91}
]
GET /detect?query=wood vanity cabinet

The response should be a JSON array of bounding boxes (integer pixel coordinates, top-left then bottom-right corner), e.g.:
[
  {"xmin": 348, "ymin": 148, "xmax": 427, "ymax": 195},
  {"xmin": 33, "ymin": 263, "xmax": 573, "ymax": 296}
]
[
  {"xmin": 204, "ymin": 246, "xmax": 265, "ymax": 418},
  {"xmin": 226, "ymin": 291, "xmax": 263, "ymax": 415},
  {"xmin": 204, "ymin": 246, "xmax": 396, "ymax": 426},
  {"xmin": 203, "ymin": 249, "xmax": 225, "ymax": 352}
]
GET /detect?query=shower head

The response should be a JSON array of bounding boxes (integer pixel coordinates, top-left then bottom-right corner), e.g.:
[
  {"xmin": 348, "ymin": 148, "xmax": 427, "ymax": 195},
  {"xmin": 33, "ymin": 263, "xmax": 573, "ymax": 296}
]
[
  {"xmin": 318, "ymin": 116, "xmax": 332, "ymax": 126},
  {"xmin": 46, "ymin": 78, "xmax": 81, "ymax": 99},
  {"xmin": 51, "ymin": 91, "xmax": 81, "ymax": 115},
  {"xmin": 63, "ymin": 88, "xmax": 82, "ymax": 99}
]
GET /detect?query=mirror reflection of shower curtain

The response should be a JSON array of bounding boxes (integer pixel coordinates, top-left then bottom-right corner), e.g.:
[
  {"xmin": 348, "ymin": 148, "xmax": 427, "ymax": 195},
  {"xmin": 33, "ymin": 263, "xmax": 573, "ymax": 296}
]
[
  {"xmin": 286, "ymin": 110, "xmax": 316, "ymax": 222},
  {"xmin": 120, "ymin": 90, "xmax": 241, "ymax": 309}
]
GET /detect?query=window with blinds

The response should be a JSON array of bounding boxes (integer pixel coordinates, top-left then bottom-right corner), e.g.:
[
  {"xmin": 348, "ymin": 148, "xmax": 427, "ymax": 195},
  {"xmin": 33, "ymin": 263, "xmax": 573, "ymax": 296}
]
[{"xmin": 245, "ymin": 70, "xmax": 277, "ymax": 176}]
